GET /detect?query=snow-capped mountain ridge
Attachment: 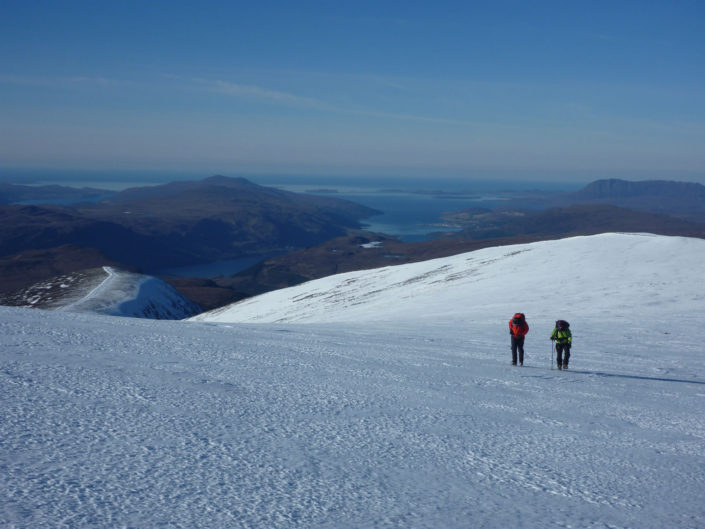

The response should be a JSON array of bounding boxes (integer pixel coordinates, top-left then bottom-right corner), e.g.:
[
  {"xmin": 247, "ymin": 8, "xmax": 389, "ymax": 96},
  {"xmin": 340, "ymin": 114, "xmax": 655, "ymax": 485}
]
[{"xmin": 4, "ymin": 266, "xmax": 201, "ymax": 319}]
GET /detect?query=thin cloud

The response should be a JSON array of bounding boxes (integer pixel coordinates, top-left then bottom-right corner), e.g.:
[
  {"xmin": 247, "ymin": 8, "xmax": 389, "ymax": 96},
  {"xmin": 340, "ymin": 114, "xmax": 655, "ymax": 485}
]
[
  {"xmin": 185, "ymin": 75, "xmax": 477, "ymax": 126},
  {"xmin": 189, "ymin": 77, "xmax": 335, "ymax": 110},
  {"xmin": 0, "ymin": 74, "xmax": 132, "ymax": 88},
  {"xmin": 0, "ymin": 71, "xmax": 483, "ymax": 128},
  {"xmin": 65, "ymin": 76, "xmax": 132, "ymax": 87}
]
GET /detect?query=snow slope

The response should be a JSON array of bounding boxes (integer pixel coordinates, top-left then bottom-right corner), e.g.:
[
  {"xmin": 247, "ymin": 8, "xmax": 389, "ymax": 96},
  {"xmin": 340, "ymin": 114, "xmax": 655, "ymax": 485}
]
[
  {"xmin": 5, "ymin": 266, "xmax": 201, "ymax": 319},
  {"xmin": 2, "ymin": 234, "xmax": 705, "ymax": 528},
  {"xmin": 194, "ymin": 233, "xmax": 704, "ymax": 326}
]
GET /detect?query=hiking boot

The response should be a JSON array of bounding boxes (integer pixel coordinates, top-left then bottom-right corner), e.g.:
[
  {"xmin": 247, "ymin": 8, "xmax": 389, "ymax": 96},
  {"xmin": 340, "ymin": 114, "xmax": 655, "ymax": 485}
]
[
  {"xmin": 557, "ymin": 363, "xmax": 562, "ymax": 370},
  {"xmin": 563, "ymin": 364, "xmax": 568, "ymax": 370},
  {"xmin": 511, "ymin": 362, "xmax": 517, "ymax": 366},
  {"xmin": 519, "ymin": 362, "xmax": 523, "ymax": 367}
]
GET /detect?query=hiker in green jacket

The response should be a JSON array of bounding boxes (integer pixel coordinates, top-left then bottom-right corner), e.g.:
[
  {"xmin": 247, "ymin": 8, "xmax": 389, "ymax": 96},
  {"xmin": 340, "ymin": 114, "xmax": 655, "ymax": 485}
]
[{"xmin": 550, "ymin": 320, "xmax": 572, "ymax": 370}]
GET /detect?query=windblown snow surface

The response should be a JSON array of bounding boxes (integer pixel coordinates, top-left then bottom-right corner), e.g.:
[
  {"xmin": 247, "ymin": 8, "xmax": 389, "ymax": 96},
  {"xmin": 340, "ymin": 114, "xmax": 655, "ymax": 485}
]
[{"xmin": 2, "ymin": 233, "xmax": 705, "ymax": 528}]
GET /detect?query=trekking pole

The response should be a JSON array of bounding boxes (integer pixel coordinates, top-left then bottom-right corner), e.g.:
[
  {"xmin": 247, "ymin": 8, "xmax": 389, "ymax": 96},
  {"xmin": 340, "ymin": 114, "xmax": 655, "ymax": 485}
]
[{"xmin": 551, "ymin": 341, "xmax": 555, "ymax": 370}]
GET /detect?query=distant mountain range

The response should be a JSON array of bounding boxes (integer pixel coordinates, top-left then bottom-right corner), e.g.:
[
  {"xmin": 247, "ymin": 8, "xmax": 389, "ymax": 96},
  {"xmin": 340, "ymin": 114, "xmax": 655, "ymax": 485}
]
[
  {"xmin": 2, "ymin": 176, "xmax": 704, "ymax": 315},
  {"xmin": 561, "ymin": 178, "xmax": 705, "ymax": 221},
  {"xmin": 0, "ymin": 176, "xmax": 378, "ymax": 298},
  {"xmin": 444, "ymin": 204, "xmax": 705, "ymax": 240}
]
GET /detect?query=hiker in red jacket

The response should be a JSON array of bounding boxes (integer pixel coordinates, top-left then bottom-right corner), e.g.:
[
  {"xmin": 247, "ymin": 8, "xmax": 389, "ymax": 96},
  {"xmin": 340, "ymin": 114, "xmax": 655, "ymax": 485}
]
[{"xmin": 508, "ymin": 313, "xmax": 529, "ymax": 366}]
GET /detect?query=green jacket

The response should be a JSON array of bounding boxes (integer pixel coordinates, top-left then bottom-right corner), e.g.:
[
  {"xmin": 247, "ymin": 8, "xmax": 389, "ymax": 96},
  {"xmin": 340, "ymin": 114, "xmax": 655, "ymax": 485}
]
[{"xmin": 551, "ymin": 327, "xmax": 572, "ymax": 345}]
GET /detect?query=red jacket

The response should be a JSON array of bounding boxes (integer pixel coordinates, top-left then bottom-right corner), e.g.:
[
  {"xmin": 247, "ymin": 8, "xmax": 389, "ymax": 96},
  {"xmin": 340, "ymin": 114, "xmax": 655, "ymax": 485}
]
[{"xmin": 509, "ymin": 318, "xmax": 529, "ymax": 338}]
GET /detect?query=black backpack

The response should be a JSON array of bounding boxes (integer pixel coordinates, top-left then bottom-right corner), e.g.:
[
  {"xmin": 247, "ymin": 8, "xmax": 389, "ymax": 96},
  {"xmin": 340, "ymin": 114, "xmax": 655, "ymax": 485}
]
[{"xmin": 555, "ymin": 319, "xmax": 570, "ymax": 330}]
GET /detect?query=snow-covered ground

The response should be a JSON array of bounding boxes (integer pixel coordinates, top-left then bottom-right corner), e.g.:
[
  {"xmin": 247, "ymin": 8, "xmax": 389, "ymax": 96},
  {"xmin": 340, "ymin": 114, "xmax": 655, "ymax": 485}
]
[
  {"xmin": 2, "ymin": 234, "xmax": 705, "ymax": 528},
  {"xmin": 194, "ymin": 233, "xmax": 704, "ymax": 327}
]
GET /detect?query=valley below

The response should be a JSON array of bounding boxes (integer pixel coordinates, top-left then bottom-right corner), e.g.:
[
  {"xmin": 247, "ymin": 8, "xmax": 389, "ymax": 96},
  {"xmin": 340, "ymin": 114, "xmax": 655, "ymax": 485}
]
[{"xmin": 2, "ymin": 175, "xmax": 705, "ymax": 313}]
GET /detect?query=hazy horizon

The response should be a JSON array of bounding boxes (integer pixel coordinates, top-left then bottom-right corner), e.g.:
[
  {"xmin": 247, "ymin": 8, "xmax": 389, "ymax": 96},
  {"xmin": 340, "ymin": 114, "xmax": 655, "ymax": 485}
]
[{"xmin": 0, "ymin": 166, "xmax": 590, "ymax": 193}]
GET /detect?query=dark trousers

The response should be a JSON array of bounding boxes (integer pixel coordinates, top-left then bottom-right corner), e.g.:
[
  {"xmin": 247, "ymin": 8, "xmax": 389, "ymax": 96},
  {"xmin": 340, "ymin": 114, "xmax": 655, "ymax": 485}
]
[
  {"xmin": 511, "ymin": 336, "xmax": 525, "ymax": 364},
  {"xmin": 556, "ymin": 343, "xmax": 571, "ymax": 366}
]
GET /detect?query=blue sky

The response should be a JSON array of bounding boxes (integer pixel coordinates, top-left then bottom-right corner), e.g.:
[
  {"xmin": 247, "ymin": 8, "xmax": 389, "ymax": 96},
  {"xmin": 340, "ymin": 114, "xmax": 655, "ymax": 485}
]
[{"xmin": 1, "ymin": 0, "xmax": 704, "ymax": 183}]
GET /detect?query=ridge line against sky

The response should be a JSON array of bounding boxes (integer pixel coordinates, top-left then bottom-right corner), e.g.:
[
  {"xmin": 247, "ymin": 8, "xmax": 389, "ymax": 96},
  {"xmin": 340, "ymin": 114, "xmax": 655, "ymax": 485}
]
[{"xmin": 1, "ymin": 1, "xmax": 704, "ymax": 182}]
